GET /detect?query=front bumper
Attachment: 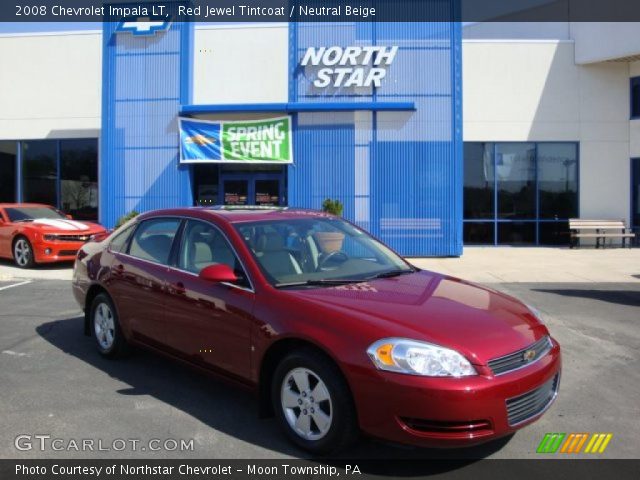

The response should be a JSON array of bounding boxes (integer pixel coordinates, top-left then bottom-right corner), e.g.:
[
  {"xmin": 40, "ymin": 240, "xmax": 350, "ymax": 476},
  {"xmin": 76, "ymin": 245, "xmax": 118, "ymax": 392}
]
[
  {"xmin": 32, "ymin": 240, "xmax": 88, "ymax": 263},
  {"xmin": 350, "ymin": 339, "xmax": 561, "ymax": 448}
]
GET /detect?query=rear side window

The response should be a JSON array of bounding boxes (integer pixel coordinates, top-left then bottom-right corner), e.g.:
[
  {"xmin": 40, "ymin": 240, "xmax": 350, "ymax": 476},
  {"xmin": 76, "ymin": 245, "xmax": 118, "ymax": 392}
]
[
  {"xmin": 128, "ymin": 218, "xmax": 181, "ymax": 265},
  {"xmin": 109, "ymin": 224, "xmax": 135, "ymax": 253}
]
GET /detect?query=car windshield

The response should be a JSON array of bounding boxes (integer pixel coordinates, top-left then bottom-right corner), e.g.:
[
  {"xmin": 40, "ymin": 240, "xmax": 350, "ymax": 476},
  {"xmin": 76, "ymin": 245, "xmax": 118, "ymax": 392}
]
[
  {"xmin": 234, "ymin": 217, "xmax": 415, "ymax": 288},
  {"xmin": 5, "ymin": 207, "xmax": 66, "ymax": 222}
]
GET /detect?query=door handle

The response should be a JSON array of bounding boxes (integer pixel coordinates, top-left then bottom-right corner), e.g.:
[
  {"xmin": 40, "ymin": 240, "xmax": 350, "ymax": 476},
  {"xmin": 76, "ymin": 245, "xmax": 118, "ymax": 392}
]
[{"xmin": 113, "ymin": 264, "xmax": 125, "ymax": 276}]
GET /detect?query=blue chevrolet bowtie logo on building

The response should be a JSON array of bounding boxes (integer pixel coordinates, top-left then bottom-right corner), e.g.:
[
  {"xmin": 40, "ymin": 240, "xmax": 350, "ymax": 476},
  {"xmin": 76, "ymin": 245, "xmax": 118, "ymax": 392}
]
[{"xmin": 115, "ymin": 17, "xmax": 172, "ymax": 36}]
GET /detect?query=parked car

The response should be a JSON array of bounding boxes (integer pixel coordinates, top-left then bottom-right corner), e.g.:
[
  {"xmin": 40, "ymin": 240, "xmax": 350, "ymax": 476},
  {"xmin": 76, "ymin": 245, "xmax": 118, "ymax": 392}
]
[
  {"xmin": 0, "ymin": 203, "xmax": 107, "ymax": 268},
  {"xmin": 72, "ymin": 207, "xmax": 561, "ymax": 454}
]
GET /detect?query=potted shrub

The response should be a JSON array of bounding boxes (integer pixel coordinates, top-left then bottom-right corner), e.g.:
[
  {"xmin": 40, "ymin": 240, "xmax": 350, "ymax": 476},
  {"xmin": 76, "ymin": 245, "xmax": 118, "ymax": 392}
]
[
  {"xmin": 115, "ymin": 210, "xmax": 139, "ymax": 229},
  {"xmin": 315, "ymin": 199, "xmax": 345, "ymax": 253}
]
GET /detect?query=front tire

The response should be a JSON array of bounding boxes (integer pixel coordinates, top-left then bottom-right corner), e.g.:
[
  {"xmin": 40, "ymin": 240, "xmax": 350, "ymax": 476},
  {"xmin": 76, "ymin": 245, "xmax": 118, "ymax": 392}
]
[
  {"xmin": 90, "ymin": 293, "xmax": 129, "ymax": 358},
  {"xmin": 272, "ymin": 348, "xmax": 359, "ymax": 454},
  {"xmin": 13, "ymin": 237, "xmax": 35, "ymax": 268}
]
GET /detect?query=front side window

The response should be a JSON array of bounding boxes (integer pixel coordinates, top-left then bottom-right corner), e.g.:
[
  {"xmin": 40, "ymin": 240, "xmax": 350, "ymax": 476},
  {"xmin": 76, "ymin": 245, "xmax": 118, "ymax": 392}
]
[
  {"xmin": 109, "ymin": 224, "xmax": 136, "ymax": 253},
  {"xmin": 128, "ymin": 218, "xmax": 180, "ymax": 265},
  {"xmin": 234, "ymin": 217, "xmax": 413, "ymax": 287},
  {"xmin": 177, "ymin": 220, "xmax": 250, "ymax": 288}
]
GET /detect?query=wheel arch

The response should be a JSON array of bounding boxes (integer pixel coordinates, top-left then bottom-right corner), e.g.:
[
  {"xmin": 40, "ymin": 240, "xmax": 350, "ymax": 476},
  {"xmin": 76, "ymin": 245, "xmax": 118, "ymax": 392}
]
[
  {"xmin": 257, "ymin": 337, "xmax": 355, "ymax": 419},
  {"xmin": 83, "ymin": 284, "xmax": 110, "ymax": 336}
]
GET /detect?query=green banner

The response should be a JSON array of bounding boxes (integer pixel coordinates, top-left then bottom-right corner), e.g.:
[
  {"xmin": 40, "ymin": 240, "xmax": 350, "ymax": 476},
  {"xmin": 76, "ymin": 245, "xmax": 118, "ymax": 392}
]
[
  {"xmin": 222, "ymin": 116, "xmax": 292, "ymax": 163},
  {"xmin": 179, "ymin": 115, "xmax": 292, "ymax": 164}
]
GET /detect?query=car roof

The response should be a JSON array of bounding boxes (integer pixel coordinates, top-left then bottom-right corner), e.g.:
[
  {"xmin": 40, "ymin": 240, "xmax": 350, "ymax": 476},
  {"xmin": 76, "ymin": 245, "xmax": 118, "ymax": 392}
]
[{"xmin": 140, "ymin": 206, "xmax": 333, "ymax": 224}]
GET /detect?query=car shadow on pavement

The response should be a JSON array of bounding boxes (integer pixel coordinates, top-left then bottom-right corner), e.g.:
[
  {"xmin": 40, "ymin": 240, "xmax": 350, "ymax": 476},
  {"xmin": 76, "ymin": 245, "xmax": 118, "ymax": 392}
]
[
  {"xmin": 533, "ymin": 288, "xmax": 640, "ymax": 307},
  {"xmin": 36, "ymin": 316, "xmax": 513, "ymax": 470}
]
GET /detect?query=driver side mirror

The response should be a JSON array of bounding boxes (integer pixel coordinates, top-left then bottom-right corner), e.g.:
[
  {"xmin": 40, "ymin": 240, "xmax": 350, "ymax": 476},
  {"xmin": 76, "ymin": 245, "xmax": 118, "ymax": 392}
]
[{"xmin": 199, "ymin": 264, "xmax": 238, "ymax": 283}]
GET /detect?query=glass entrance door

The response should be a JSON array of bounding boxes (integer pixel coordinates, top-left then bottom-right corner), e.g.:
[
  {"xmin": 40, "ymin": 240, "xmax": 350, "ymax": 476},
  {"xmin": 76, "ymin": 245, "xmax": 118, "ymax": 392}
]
[{"xmin": 220, "ymin": 173, "xmax": 284, "ymax": 206}]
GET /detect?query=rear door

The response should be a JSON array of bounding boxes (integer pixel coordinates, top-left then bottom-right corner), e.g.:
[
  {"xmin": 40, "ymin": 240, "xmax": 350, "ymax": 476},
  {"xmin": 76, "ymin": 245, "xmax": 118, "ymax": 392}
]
[{"xmin": 108, "ymin": 218, "xmax": 182, "ymax": 349}]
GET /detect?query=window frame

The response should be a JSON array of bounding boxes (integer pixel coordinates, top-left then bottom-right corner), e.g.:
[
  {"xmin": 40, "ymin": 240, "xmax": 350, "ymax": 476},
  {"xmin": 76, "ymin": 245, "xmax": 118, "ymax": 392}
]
[{"xmin": 170, "ymin": 218, "xmax": 255, "ymax": 293}]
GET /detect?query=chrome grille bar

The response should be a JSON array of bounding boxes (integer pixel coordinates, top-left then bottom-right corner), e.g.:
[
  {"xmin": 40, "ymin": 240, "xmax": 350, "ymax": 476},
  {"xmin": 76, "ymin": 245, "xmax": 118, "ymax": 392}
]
[
  {"xmin": 506, "ymin": 374, "xmax": 560, "ymax": 426},
  {"xmin": 488, "ymin": 336, "xmax": 552, "ymax": 375}
]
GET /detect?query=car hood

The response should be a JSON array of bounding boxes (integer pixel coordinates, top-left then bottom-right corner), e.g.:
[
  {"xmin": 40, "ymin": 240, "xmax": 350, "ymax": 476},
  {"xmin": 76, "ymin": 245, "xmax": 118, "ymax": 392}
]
[
  {"xmin": 287, "ymin": 270, "xmax": 547, "ymax": 365},
  {"xmin": 24, "ymin": 219, "xmax": 105, "ymax": 233}
]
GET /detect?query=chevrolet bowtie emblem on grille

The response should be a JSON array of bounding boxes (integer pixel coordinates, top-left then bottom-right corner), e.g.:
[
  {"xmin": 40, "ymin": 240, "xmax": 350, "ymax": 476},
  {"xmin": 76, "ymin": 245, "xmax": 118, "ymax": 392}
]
[
  {"xmin": 523, "ymin": 349, "xmax": 537, "ymax": 362},
  {"xmin": 185, "ymin": 134, "xmax": 216, "ymax": 146}
]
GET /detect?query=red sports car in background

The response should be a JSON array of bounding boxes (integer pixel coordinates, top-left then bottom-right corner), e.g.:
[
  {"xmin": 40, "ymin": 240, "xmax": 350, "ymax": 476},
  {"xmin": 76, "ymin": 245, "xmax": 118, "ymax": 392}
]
[
  {"xmin": 72, "ymin": 207, "xmax": 561, "ymax": 453},
  {"xmin": 0, "ymin": 203, "xmax": 107, "ymax": 268}
]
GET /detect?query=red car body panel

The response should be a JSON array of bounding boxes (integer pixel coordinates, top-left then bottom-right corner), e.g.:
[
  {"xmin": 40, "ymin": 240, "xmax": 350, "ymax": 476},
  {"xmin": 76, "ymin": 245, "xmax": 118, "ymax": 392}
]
[
  {"xmin": 72, "ymin": 207, "xmax": 561, "ymax": 448},
  {"xmin": 0, "ymin": 203, "xmax": 106, "ymax": 264}
]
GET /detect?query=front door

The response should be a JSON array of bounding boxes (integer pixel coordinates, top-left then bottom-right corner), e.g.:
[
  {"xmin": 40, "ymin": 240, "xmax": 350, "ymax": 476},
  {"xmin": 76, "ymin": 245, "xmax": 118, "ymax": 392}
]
[{"xmin": 220, "ymin": 173, "xmax": 284, "ymax": 206}]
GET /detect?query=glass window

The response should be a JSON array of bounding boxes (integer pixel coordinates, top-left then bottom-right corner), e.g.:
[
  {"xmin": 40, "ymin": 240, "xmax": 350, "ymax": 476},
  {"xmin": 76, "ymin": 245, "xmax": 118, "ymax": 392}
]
[
  {"xmin": 498, "ymin": 222, "xmax": 535, "ymax": 245},
  {"xmin": 538, "ymin": 143, "xmax": 578, "ymax": 219},
  {"xmin": 109, "ymin": 224, "xmax": 136, "ymax": 253},
  {"xmin": 539, "ymin": 222, "xmax": 570, "ymax": 246},
  {"xmin": 0, "ymin": 141, "xmax": 17, "ymax": 203},
  {"xmin": 234, "ymin": 217, "xmax": 412, "ymax": 287},
  {"xmin": 463, "ymin": 143, "xmax": 494, "ymax": 219},
  {"xmin": 60, "ymin": 139, "xmax": 98, "ymax": 221},
  {"xmin": 496, "ymin": 143, "xmax": 536, "ymax": 219},
  {"xmin": 128, "ymin": 218, "xmax": 180, "ymax": 265},
  {"xmin": 178, "ymin": 220, "xmax": 250, "ymax": 288},
  {"xmin": 22, "ymin": 140, "xmax": 57, "ymax": 205},
  {"xmin": 464, "ymin": 222, "xmax": 495, "ymax": 244},
  {"xmin": 632, "ymin": 77, "xmax": 640, "ymax": 119}
]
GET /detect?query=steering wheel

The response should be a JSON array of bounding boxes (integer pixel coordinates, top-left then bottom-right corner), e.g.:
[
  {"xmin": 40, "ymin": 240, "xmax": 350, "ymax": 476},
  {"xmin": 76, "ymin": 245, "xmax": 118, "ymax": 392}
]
[{"xmin": 317, "ymin": 250, "xmax": 349, "ymax": 271}]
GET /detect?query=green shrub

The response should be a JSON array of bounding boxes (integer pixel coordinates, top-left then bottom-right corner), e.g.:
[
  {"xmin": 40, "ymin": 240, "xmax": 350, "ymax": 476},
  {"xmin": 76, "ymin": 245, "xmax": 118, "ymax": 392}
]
[
  {"xmin": 321, "ymin": 198, "xmax": 344, "ymax": 217},
  {"xmin": 114, "ymin": 210, "xmax": 139, "ymax": 228}
]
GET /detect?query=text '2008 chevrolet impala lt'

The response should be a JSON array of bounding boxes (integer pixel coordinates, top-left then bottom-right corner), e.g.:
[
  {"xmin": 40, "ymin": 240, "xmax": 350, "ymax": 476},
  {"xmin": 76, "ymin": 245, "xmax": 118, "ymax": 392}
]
[{"xmin": 72, "ymin": 206, "xmax": 561, "ymax": 454}]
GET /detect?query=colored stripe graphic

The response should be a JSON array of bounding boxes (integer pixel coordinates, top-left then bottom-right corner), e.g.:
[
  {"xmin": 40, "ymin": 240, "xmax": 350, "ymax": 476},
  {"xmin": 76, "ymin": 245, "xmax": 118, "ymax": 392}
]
[
  {"xmin": 537, "ymin": 433, "xmax": 566, "ymax": 453},
  {"xmin": 584, "ymin": 433, "xmax": 613, "ymax": 453},
  {"xmin": 538, "ymin": 433, "xmax": 613, "ymax": 454},
  {"xmin": 560, "ymin": 433, "xmax": 589, "ymax": 453}
]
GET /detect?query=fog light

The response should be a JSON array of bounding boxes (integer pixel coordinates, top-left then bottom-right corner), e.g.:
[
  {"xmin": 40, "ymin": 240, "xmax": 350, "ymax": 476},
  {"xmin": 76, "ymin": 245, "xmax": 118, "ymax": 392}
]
[{"xmin": 44, "ymin": 248, "xmax": 52, "ymax": 255}]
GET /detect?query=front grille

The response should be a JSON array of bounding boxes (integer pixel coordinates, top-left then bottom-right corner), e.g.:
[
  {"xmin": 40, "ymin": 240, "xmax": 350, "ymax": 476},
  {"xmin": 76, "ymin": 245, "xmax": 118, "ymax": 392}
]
[
  {"xmin": 488, "ymin": 336, "xmax": 552, "ymax": 375},
  {"xmin": 506, "ymin": 374, "xmax": 560, "ymax": 426},
  {"xmin": 48, "ymin": 234, "xmax": 91, "ymax": 242}
]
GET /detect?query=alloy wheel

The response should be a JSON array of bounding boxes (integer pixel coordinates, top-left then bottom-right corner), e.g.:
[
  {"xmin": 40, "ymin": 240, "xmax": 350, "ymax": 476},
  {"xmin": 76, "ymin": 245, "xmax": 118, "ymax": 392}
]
[
  {"xmin": 281, "ymin": 367, "xmax": 333, "ymax": 440},
  {"xmin": 13, "ymin": 239, "xmax": 31, "ymax": 267},
  {"xmin": 94, "ymin": 302, "xmax": 116, "ymax": 351}
]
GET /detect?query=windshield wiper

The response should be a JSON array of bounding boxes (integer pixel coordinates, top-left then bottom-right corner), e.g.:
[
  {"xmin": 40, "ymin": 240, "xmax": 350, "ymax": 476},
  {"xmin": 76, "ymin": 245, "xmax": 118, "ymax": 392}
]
[
  {"xmin": 275, "ymin": 279, "xmax": 368, "ymax": 289},
  {"xmin": 13, "ymin": 219, "xmax": 34, "ymax": 223},
  {"xmin": 366, "ymin": 268, "xmax": 415, "ymax": 280}
]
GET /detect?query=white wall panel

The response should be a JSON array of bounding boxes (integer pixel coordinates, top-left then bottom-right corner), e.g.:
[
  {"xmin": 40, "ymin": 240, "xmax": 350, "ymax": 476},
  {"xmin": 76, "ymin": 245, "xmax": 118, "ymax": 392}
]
[
  {"xmin": 193, "ymin": 25, "xmax": 288, "ymax": 105},
  {"xmin": 0, "ymin": 32, "xmax": 101, "ymax": 140}
]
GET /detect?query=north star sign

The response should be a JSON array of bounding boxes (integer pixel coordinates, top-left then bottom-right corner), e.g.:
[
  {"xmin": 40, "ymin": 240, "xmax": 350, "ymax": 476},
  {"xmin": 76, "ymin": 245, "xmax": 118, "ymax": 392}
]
[{"xmin": 300, "ymin": 45, "xmax": 398, "ymax": 88}]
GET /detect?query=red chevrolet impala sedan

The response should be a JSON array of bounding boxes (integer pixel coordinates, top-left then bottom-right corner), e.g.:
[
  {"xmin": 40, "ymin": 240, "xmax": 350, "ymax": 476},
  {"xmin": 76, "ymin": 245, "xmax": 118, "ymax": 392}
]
[
  {"xmin": 0, "ymin": 203, "xmax": 106, "ymax": 268},
  {"xmin": 72, "ymin": 207, "xmax": 561, "ymax": 454}
]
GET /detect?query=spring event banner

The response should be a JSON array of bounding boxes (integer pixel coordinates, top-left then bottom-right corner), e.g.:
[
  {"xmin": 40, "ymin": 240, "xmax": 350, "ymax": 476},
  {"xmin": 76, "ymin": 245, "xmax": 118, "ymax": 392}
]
[{"xmin": 179, "ymin": 116, "xmax": 293, "ymax": 164}]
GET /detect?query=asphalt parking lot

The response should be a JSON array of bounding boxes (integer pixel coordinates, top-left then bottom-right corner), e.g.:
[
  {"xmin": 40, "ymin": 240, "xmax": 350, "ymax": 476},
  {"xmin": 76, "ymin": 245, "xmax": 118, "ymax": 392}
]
[{"xmin": 0, "ymin": 278, "xmax": 639, "ymax": 459}]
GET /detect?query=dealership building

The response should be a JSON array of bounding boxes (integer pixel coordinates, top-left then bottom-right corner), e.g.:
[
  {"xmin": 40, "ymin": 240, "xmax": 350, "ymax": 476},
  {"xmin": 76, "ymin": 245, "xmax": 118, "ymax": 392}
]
[{"xmin": 1, "ymin": 15, "xmax": 639, "ymax": 256}]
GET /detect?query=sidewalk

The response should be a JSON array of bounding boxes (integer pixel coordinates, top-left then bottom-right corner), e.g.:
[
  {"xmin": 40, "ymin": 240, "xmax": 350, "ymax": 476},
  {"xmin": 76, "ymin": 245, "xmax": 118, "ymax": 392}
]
[
  {"xmin": 409, "ymin": 247, "xmax": 640, "ymax": 284},
  {"xmin": 1, "ymin": 247, "xmax": 638, "ymax": 283}
]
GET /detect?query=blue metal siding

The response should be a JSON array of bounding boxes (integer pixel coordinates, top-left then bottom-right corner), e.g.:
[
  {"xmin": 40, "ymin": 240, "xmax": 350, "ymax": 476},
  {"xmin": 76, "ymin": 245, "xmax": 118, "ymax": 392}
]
[
  {"xmin": 288, "ymin": 17, "xmax": 463, "ymax": 256},
  {"xmin": 100, "ymin": 10, "xmax": 193, "ymax": 228}
]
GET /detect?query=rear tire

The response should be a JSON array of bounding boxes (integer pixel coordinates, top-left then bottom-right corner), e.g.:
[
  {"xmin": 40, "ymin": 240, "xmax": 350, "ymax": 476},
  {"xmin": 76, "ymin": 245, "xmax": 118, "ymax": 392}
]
[
  {"xmin": 272, "ymin": 348, "xmax": 359, "ymax": 454},
  {"xmin": 13, "ymin": 237, "xmax": 35, "ymax": 269},
  {"xmin": 90, "ymin": 293, "xmax": 129, "ymax": 358}
]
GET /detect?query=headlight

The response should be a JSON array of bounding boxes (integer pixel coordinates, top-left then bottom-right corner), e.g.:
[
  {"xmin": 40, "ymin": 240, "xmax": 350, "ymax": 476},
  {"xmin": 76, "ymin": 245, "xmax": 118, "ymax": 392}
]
[
  {"xmin": 367, "ymin": 338, "xmax": 477, "ymax": 377},
  {"xmin": 43, "ymin": 234, "xmax": 56, "ymax": 241}
]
